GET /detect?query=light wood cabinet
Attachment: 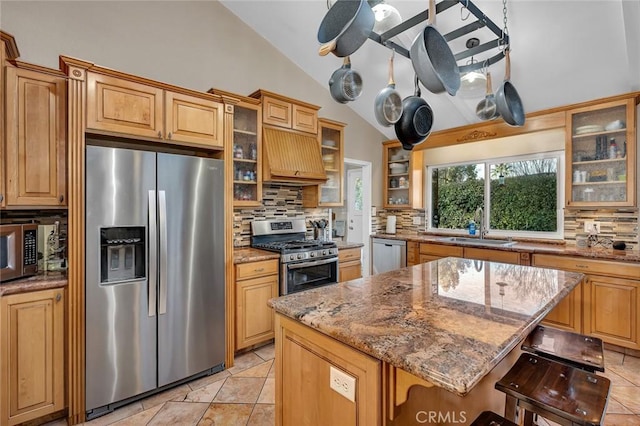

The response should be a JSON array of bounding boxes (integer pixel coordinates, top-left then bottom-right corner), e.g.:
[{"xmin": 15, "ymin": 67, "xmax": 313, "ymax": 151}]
[
  {"xmin": 302, "ymin": 118, "xmax": 345, "ymax": 207},
  {"xmin": 87, "ymin": 72, "xmax": 223, "ymax": 149},
  {"xmin": 583, "ymin": 275, "xmax": 639, "ymax": 350},
  {"xmin": 275, "ymin": 314, "xmax": 381, "ymax": 426},
  {"xmin": 339, "ymin": 247, "xmax": 362, "ymax": 282},
  {"xmin": 532, "ymin": 253, "xmax": 640, "ymax": 347},
  {"xmin": 565, "ymin": 96, "xmax": 637, "ymax": 207},
  {"xmin": 0, "ymin": 31, "xmax": 20, "ymax": 208},
  {"xmin": 463, "ymin": 247, "xmax": 524, "ymax": 265},
  {"xmin": 406, "ymin": 241, "xmax": 419, "ymax": 266},
  {"xmin": 251, "ymin": 90, "xmax": 319, "ymax": 134},
  {"xmin": 4, "ymin": 65, "xmax": 66, "ymax": 207},
  {"xmin": 383, "ymin": 140, "xmax": 423, "ymax": 209},
  {"xmin": 231, "ymin": 101, "xmax": 262, "ymax": 206},
  {"xmin": 419, "ymin": 243, "xmax": 463, "ymax": 263},
  {"xmin": 0, "ymin": 288, "xmax": 65, "ymax": 426},
  {"xmin": 235, "ymin": 259, "xmax": 279, "ymax": 350}
]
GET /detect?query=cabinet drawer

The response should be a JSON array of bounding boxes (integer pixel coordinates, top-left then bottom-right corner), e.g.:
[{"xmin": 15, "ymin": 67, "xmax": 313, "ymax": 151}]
[
  {"xmin": 339, "ymin": 260, "xmax": 362, "ymax": 282},
  {"xmin": 419, "ymin": 243, "xmax": 463, "ymax": 257},
  {"xmin": 339, "ymin": 247, "xmax": 361, "ymax": 262},
  {"xmin": 236, "ymin": 259, "xmax": 279, "ymax": 281},
  {"xmin": 532, "ymin": 254, "xmax": 640, "ymax": 280},
  {"xmin": 464, "ymin": 247, "xmax": 521, "ymax": 265}
]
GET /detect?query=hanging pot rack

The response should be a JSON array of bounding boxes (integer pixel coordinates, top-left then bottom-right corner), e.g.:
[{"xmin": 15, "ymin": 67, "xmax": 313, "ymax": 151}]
[{"xmin": 367, "ymin": 0, "xmax": 509, "ymax": 73}]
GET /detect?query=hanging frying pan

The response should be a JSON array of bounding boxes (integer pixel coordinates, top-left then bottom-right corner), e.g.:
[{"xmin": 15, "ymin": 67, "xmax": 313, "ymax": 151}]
[
  {"xmin": 328, "ymin": 56, "xmax": 363, "ymax": 103},
  {"xmin": 317, "ymin": 0, "xmax": 374, "ymax": 57},
  {"xmin": 410, "ymin": 0, "xmax": 460, "ymax": 95},
  {"xmin": 374, "ymin": 51, "xmax": 403, "ymax": 126},
  {"xmin": 394, "ymin": 75, "xmax": 433, "ymax": 150},
  {"xmin": 495, "ymin": 49, "xmax": 525, "ymax": 126}
]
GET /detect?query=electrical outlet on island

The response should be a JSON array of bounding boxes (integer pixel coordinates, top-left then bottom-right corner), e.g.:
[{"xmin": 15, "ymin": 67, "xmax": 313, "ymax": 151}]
[
  {"xmin": 584, "ymin": 221, "xmax": 600, "ymax": 234},
  {"xmin": 329, "ymin": 366, "xmax": 356, "ymax": 402}
]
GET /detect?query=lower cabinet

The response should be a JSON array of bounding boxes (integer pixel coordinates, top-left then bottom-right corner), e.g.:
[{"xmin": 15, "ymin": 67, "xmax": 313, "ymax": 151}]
[
  {"xmin": 583, "ymin": 275, "xmax": 639, "ymax": 350},
  {"xmin": 419, "ymin": 243, "xmax": 463, "ymax": 263},
  {"xmin": 275, "ymin": 314, "xmax": 381, "ymax": 425},
  {"xmin": 338, "ymin": 247, "xmax": 362, "ymax": 282},
  {"xmin": 463, "ymin": 247, "xmax": 527, "ymax": 265},
  {"xmin": 0, "ymin": 288, "xmax": 65, "ymax": 426},
  {"xmin": 533, "ymin": 254, "xmax": 640, "ymax": 348},
  {"xmin": 235, "ymin": 259, "xmax": 279, "ymax": 351}
]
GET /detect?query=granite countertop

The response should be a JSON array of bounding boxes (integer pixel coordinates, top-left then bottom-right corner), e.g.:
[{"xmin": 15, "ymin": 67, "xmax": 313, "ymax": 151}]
[
  {"xmin": 233, "ymin": 247, "xmax": 280, "ymax": 264},
  {"xmin": 0, "ymin": 273, "xmax": 68, "ymax": 297},
  {"xmin": 372, "ymin": 232, "xmax": 640, "ymax": 263},
  {"xmin": 335, "ymin": 241, "xmax": 364, "ymax": 250},
  {"xmin": 270, "ymin": 257, "xmax": 584, "ymax": 396}
]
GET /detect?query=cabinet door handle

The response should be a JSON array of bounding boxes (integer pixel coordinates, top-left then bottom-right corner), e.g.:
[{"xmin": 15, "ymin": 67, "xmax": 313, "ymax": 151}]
[
  {"xmin": 158, "ymin": 131, "xmax": 162, "ymax": 138},
  {"xmin": 576, "ymin": 264, "xmax": 589, "ymax": 270},
  {"xmin": 56, "ymin": 293, "xmax": 62, "ymax": 302},
  {"xmin": 254, "ymin": 267, "xmax": 264, "ymax": 272},
  {"xmin": 167, "ymin": 132, "xmax": 172, "ymax": 139},
  {"xmin": 0, "ymin": 194, "xmax": 3, "ymax": 202},
  {"xmin": 59, "ymin": 195, "xmax": 64, "ymax": 203}
]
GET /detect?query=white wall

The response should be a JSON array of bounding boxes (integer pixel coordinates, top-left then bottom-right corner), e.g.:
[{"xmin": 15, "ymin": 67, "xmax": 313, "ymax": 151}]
[{"xmin": 0, "ymin": 0, "xmax": 387, "ymax": 205}]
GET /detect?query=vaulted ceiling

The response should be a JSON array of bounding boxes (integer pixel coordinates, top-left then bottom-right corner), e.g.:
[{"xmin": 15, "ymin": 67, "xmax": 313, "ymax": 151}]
[{"xmin": 221, "ymin": 0, "xmax": 640, "ymax": 139}]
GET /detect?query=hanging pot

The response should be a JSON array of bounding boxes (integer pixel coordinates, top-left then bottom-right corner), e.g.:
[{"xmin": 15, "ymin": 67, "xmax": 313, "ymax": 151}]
[
  {"xmin": 374, "ymin": 51, "xmax": 403, "ymax": 126},
  {"xmin": 410, "ymin": 0, "xmax": 460, "ymax": 95},
  {"xmin": 495, "ymin": 48, "xmax": 525, "ymax": 126},
  {"xmin": 328, "ymin": 56, "xmax": 363, "ymax": 104},
  {"xmin": 394, "ymin": 75, "xmax": 433, "ymax": 150},
  {"xmin": 476, "ymin": 70, "xmax": 500, "ymax": 121},
  {"xmin": 317, "ymin": 0, "xmax": 374, "ymax": 57}
]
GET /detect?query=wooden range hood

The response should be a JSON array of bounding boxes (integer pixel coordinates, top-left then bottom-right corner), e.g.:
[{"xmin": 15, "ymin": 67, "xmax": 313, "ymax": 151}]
[{"xmin": 262, "ymin": 126, "xmax": 327, "ymax": 185}]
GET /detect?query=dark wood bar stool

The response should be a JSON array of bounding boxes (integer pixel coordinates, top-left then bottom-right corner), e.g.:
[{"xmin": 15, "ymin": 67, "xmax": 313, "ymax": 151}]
[
  {"xmin": 521, "ymin": 325, "xmax": 605, "ymax": 373},
  {"xmin": 496, "ymin": 354, "xmax": 610, "ymax": 426},
  {"xmin": 470, "ymin": 411, "xmax": 518, "ymax": 426}
]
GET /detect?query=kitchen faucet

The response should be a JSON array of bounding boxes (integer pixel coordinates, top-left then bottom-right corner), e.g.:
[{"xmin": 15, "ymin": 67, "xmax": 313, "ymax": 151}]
[{"xmin": 474, "ymin": 207, "xmax": 487, "ymax": 239}]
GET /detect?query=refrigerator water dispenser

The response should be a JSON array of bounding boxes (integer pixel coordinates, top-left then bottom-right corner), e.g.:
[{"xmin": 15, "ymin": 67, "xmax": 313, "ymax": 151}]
[{"xmin": 100, "ymin": 227, "xmax": 145, "ymax": 283}]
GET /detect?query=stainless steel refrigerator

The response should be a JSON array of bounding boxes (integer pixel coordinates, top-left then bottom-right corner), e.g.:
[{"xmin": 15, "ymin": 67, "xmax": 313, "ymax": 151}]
[{"xmin": 85, "ymin": 145, "xmax": 225, "ymax": 419}]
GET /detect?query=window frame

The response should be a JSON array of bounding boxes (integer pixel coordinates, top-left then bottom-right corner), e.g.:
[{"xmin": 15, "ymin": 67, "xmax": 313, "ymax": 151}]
[{"xmin": 426, "ymin": 151, "xmax": 565, "ymax": 240}]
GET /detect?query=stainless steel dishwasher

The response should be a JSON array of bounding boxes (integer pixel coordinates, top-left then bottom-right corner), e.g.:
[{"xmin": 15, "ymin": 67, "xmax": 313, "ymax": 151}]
[{"xmin": 372, "ymin": 238, "xmax": 406, "ymax": 275}]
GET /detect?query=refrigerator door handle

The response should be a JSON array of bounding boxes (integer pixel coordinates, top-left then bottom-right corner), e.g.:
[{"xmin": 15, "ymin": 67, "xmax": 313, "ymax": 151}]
[
  {"xmin": 158, "ymin": 190, "xmax": 168, "ymax": 315},
  {"xmin": 148, "ymin": 190, "xmax": 157, "ymax": 317}
]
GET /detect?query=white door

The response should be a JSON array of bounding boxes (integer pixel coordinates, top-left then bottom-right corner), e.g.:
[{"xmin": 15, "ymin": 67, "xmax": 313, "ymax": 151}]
[{"xmin": 347, "ymin": 169, "xmax": 363, "ymax": 244}]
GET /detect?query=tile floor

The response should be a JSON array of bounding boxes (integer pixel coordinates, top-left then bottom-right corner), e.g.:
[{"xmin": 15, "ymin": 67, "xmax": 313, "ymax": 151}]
[{"xmin": 44, "ymin": 346, "xmax": 639, "ymax": 425}]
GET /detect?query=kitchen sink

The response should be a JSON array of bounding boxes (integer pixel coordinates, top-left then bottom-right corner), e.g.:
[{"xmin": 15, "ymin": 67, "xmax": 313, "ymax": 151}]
[{"xmin": 436, "ymin": 237, "xmax": 517, "ymax": 247}]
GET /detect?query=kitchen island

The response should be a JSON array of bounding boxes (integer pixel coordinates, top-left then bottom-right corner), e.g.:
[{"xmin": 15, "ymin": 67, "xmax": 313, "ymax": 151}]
[{"xmin": 269, "ymin": 257, "xmax": 584, "ymax": 425}]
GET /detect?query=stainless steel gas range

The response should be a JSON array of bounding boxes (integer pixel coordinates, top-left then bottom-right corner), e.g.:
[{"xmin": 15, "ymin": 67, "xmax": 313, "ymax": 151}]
[{"xmin": 251, "ymin": 219, "xmax": 338, "ymax": 295}]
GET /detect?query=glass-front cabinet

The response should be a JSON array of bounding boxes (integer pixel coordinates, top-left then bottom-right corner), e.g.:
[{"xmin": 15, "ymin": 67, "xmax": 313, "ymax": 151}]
[
  {"xmin": 383, "ymin": 140, "xmax": 423, "ymax": 209},
  {"xmin": 566, "ymin": 97, "xmax": 637, "ymax": 207},
  {"xmin": 232, "ymin": 102, "xmax": 262, "ymax": 206},
  {"xmin": 318, "ymin": 118, "xmax": 344, "ymax": 206},
  {"xmin": 302, "ymin": 118, "xmax": 345, "ymax": 207}
]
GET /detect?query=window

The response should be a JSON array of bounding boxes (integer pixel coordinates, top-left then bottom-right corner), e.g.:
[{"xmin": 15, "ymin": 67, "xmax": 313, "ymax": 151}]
[{"xmin": 427, "ymin": 152, "xmax": 564, "ymax": 239}]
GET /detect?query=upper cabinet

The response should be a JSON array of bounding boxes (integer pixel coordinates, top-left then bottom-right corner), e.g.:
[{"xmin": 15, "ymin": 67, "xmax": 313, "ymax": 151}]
[
  {"xmin": 87, "ymin": 72, "xmax": 224, "ymax": 149},
  {"xmin": 566, "ymin": 97, "xmax": 637, "ymax": 207},
  {"xmin": 249, "ymin": 89, "xmax": 319, "ymax": 134},
  {"xmin": 302, "ymin": 118, "xmax": 345, "ymax": 207},
  {"xmin": 383, "ymin": 140, "xmax": 423, "ymax": 209},
  {"xmin": 0, "ymin": 31, "xmax": 20, "ymax": 208},
  {"xmin": 4, "ymin": 63, "xmax": 67, "ymax": 207}
]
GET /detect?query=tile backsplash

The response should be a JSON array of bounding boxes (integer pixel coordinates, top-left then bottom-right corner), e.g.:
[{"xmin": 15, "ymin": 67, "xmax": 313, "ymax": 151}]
[
  {"xmin": 372, "ymin": 207, "xmax": 639, "ymax": 251},
  {"xmin": 233, "ymin": 184, "xmax": 329, "ymax": 247}
]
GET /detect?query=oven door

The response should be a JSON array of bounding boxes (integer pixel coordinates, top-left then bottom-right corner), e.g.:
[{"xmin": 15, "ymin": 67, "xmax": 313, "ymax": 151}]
[{"xmin": 282, "ymin": 256, "xmax": 338, "ymax": 295}]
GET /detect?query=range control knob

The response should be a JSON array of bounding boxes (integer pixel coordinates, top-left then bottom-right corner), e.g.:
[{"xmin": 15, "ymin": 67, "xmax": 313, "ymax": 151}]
[
  {"xmin": 322, "ymin": 250, "xmax": 327, "ymax": 256},
  {"xmin": 310, "ymin": 252, "xmax": 315, "ymax": 257},
  {"xmin": 297, "ymin": 253, "xmax": 303, "ymax": 259},
  {"xmin": 289, "ymin": 255, "xmax": 295, "ymax": 261}
]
